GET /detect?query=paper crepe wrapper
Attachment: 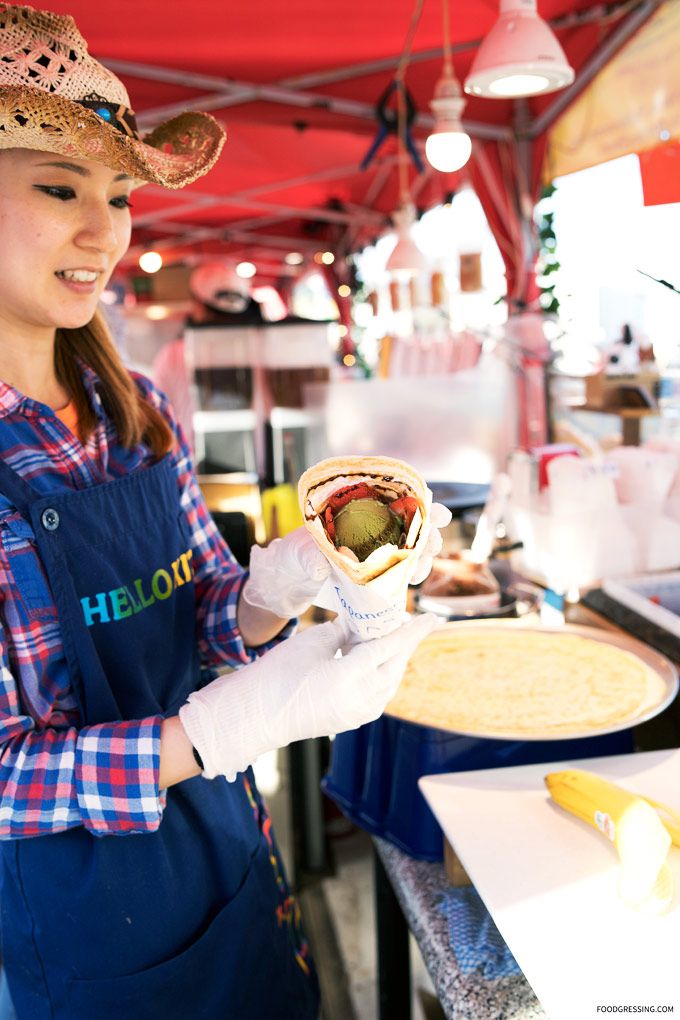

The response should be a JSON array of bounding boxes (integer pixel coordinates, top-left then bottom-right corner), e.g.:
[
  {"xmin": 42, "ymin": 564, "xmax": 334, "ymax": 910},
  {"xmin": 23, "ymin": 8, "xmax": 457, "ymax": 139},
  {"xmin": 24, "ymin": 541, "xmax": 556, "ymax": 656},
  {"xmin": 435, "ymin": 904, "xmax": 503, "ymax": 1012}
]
[{"xmin": 298, "ymin": 456, "xmax": 432, "ymax": 639}]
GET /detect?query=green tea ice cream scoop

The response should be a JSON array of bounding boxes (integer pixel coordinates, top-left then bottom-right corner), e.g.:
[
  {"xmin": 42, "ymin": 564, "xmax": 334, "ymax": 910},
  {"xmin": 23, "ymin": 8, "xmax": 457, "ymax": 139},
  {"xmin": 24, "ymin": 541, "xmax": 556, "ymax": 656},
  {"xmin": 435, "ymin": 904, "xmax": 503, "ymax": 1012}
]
[{"xmin": 333, "ymin": 498, "xmax": 403, "ymax": 562}]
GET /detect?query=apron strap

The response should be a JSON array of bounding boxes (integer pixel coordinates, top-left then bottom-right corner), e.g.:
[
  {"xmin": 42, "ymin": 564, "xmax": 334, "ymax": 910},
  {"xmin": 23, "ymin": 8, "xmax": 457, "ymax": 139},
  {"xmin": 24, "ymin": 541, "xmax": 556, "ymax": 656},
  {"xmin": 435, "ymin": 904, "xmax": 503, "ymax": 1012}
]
[
  {"xmin": 0, "ymin": 455, "xmax": 122, "ymax": 723},
  {"xmin": 0, "ymin": 456, "xmax": 40, "ymax": 515}
]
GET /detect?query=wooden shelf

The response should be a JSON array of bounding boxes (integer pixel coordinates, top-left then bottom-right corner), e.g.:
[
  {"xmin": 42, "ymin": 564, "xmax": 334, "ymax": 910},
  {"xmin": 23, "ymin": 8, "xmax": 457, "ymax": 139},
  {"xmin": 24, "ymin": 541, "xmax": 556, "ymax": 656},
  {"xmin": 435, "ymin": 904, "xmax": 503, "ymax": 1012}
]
[
  {"xmin": 564, "ymin": 403, "xmax": 659, "ymax": 444},
  {"xmin": 578, "ymin": 404, "xmax": 658, "ymax": 418}
]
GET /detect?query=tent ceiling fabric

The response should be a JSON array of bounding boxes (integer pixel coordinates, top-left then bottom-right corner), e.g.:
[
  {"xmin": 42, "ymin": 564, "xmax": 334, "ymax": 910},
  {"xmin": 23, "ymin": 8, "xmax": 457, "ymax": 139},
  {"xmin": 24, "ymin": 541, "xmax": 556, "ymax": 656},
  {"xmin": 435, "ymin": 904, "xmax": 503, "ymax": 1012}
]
[{"xmin": 45, "ymin": 0, "xmax": 666, "ymax": 279}]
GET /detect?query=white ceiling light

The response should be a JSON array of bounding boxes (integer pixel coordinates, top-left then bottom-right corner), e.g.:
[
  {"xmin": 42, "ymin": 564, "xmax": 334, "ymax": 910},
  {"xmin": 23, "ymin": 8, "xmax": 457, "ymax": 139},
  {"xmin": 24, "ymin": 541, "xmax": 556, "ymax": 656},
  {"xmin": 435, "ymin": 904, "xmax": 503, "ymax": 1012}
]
[
  {"xmin": 464, "ymin": 0, "xmax": 575, "ymax": 99},
  {"xmin": 385, "ymin": 203, "xmax": 428, "ymax": 278},
  {"xmin": 236, "ymin": 261, "xmax": 257, "ymax": 278},
  {"xmin": 426, "ymin": 0, "xmax": 472, "ymax": 174},
  {"xmin": 426, "ymin": 73, "xmax": 472, "ymax": 172}
]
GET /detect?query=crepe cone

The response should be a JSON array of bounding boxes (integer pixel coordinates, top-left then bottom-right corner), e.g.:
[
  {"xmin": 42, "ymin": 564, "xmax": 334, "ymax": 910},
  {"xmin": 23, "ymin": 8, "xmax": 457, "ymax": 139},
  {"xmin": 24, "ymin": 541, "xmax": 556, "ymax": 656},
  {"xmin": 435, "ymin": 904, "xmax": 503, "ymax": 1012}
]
[{"xmin": 298, "ymin": 456, "xmax": 432, "ymax": 639}]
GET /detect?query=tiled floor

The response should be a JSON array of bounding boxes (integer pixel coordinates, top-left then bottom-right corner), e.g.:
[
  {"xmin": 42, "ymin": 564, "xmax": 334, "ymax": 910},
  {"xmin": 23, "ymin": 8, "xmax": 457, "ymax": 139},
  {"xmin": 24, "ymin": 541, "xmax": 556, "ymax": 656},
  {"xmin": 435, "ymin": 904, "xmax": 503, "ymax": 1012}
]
[
  {"xmin": 255, "ymin": 747, "xmax": 444, "ymax": 1020},
  {"xmin": 321, "ymin": 828, "xmax": 379, "ymax": 1018},
  {"xmin": 322, "ymin": 826, "xmax": 444, "ymax": 1020}
]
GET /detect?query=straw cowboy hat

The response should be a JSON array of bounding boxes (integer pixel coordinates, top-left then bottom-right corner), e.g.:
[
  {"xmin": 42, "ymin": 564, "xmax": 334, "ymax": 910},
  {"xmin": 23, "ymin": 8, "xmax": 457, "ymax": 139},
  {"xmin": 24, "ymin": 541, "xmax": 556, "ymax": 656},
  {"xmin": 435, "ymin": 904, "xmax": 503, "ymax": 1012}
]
[{"xmin": 0, "ymin": 3, "xmax": 225, "ymax": 187}]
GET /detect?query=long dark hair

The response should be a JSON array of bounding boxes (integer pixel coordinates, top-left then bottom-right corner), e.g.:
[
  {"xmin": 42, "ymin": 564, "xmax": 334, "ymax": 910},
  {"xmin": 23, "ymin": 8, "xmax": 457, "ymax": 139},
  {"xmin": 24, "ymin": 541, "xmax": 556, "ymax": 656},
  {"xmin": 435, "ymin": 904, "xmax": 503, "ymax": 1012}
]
[{"xmin": 55, "ymin": 309, "xmax": 174, "ymax": 457}]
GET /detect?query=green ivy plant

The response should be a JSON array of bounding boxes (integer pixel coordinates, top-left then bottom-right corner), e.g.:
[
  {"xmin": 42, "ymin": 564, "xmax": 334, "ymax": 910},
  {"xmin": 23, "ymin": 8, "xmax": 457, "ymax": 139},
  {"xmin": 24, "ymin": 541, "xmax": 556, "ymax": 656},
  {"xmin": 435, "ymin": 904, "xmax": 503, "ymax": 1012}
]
[{"xmin": 536, "ymin": 182, "xmax": 560, "ymax": 316}]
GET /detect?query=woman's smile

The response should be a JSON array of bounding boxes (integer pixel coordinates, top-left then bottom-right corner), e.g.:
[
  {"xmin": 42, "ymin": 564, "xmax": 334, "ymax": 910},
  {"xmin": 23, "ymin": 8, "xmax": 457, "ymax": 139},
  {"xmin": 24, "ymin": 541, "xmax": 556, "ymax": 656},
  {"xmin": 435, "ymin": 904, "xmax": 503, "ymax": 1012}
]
[{"xmin": 55, "ymin": 267, "xmax": 106, "ymax": 293}]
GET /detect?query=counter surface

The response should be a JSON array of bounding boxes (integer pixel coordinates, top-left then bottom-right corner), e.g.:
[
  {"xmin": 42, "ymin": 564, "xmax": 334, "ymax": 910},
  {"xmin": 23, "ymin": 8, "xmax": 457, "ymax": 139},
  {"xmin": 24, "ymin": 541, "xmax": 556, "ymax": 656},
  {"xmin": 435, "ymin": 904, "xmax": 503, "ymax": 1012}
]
[
  {"xmin": 373, "ymin": 837, "xmax": 547, "ymax": 1020},
  {"xmin": 369, "ymin": 590, "xmax": 680, "ymax": 1020}
]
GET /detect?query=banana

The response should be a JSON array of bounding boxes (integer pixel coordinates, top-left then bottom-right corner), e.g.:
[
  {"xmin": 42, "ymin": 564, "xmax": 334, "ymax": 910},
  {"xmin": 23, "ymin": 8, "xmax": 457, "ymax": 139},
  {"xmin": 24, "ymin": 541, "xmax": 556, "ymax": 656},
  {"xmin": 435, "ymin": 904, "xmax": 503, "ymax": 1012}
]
[
  {"xmin": 545, "ymin": 768, "xmax": 674, "ymax": 914},
  {"xmin": 638, "ymin": 793, "xmax": 680, "ymax": 846}
]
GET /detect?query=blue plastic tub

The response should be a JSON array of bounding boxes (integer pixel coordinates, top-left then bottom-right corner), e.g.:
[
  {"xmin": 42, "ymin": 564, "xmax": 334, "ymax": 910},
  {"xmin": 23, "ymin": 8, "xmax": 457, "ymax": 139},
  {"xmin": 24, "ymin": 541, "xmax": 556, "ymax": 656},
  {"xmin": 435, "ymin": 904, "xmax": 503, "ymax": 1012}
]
[{"xmin": 322, "ymin": 717, "xmax": 634, "ymax": 861}]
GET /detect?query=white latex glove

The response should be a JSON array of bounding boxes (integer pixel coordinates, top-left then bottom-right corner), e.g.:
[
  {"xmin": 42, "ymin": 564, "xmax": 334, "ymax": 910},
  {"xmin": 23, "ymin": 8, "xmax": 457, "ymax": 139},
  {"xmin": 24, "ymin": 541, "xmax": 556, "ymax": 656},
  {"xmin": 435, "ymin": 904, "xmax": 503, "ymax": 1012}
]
[
  {"xmin": 408, "ymin": 502, "xmax": 453, "ymax": 586},
  {"xmin": 178, "ymin": 612, "xmax": 437, "ymax": 781},
  {"xmin": 242, "ymin": 526, "xmax": 331, "ymax": 619}
]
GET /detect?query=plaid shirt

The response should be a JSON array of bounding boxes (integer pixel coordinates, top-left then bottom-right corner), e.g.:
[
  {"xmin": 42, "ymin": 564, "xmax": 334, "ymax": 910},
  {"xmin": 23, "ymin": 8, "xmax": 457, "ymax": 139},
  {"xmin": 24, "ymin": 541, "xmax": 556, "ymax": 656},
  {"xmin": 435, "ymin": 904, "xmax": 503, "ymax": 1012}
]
[{"xmin": 0, "ymin": 363, "xmax": 289, "ymax": 839}]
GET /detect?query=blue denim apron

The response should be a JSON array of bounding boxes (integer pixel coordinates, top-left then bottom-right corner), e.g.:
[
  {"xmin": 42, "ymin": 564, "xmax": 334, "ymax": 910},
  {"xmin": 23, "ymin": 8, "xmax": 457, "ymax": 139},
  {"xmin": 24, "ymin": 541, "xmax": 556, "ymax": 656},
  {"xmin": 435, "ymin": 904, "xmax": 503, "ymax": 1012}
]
[{"xmin": 0, "ymin": 455, "xmax": 318, "ymax": 1020}]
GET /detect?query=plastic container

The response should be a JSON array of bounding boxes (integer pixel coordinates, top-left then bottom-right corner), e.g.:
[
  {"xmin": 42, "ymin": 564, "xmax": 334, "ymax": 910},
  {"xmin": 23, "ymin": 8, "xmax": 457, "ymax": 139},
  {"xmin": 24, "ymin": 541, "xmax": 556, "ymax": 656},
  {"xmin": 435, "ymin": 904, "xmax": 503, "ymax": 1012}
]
[
  {"xmin": 506, "ymin": 503, "xmax": 638, "ymax": 592},
  {"xmin": 322, "ymin": 717, "xmax": 634, "ymax": 861}
]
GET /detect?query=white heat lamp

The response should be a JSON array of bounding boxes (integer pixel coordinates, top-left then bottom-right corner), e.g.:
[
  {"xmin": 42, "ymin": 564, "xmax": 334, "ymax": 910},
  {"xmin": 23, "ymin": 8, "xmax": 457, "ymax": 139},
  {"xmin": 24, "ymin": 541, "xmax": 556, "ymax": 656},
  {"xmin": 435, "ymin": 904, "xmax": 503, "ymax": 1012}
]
[
  {"xmin": 385, "ymin": 204, "xmax": 428, "ymax": 278},
  {"xmin": 464, "ymin": 0, "xmax": 574, "ymax": 99},
  {"xmin": 425, "ymin": 73, "xmax": 472, "ymax": 172}
]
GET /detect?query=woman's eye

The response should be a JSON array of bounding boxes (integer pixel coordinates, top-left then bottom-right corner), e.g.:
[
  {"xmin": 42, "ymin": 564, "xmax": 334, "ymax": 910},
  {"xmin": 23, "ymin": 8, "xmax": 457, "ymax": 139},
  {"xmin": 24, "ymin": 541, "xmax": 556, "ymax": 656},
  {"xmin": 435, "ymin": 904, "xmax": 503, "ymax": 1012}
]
[
  {"xmin": 110, "ymin": 195, "xmax": 133, "ymax": 210},
  {"xmin": 33, "ymin": 185, "xmax": 76, "ymax": 201}
]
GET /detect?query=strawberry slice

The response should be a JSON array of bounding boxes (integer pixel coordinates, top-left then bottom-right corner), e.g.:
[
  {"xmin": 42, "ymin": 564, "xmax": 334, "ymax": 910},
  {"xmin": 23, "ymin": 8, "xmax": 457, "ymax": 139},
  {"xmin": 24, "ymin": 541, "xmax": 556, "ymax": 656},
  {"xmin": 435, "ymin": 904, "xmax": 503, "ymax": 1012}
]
[
  {"xmin": 326, "ymin": 483, "xmax": 382, "ymax": 514},
  {"xmin": 324, "ymin": 505, "xmax": 336, "ymax": 542},
  {"xmin": 389, "ymin": 496, "xmax": 418, "ymax": 532}
]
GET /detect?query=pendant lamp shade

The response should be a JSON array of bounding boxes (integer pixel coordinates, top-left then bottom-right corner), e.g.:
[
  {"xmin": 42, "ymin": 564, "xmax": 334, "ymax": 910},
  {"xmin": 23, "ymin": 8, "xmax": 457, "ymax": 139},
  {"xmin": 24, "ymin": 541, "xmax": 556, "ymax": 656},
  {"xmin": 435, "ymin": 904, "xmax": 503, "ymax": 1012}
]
[
  {"xmin": 464, "ymin": 0, "xmax": 574, "ymax": 99},
  {"xmin": 385, "ymin": 204, "xmax": 428, "ymax": 278}
]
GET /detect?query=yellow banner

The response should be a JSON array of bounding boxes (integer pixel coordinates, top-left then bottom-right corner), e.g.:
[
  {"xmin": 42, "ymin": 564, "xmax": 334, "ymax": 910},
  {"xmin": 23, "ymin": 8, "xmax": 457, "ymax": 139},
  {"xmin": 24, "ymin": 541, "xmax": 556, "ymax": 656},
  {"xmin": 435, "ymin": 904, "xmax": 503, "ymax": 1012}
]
[{"xmin": 545, "ymin": 2, "xmax": 680, "ymax": 181}]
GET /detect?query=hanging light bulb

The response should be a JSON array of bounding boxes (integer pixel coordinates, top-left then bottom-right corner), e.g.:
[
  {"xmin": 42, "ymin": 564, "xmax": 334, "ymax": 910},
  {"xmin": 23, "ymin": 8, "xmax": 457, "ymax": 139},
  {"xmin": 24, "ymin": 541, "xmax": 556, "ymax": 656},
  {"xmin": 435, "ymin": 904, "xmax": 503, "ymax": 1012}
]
[
  {"xmin": 385, "ymin": 66, "xmax": 428, "ymax": 279},
  {"xmin": 385, "ymin": 203, "xmax": 428, "ymax": 278},
  {"xmin": 426, "ymin": 74, "xmax": 472, "ymax": 172},
  {"xmin": 426, "ymin": 0, "xmax": 472, "ymax": 173},
  {"xmin": 464, "ymin": 0, "xmax": 574, "ymax": 99},
  {"xmin": 139, "ymin": 250, "xmax": 163, "ymax": 274}
]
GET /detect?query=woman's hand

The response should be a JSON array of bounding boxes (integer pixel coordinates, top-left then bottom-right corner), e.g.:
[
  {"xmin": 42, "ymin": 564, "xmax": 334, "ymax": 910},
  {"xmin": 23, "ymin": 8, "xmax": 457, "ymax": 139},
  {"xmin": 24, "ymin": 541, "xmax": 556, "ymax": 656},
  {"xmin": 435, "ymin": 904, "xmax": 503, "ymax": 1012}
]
[
  {"xmin": 242, "ymin": 527, "xmax": 331, "ymax": 619},
  {"xmin": 178, "ymin": 612, "xmax": 437, "ymax": 781}
]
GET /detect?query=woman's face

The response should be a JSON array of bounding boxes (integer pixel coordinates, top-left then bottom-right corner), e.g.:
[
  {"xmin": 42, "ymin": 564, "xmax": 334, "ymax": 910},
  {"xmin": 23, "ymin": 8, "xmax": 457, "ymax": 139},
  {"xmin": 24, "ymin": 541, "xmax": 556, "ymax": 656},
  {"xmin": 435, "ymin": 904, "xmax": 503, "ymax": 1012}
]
[{"xmin": 0, "ymin": 149, "xmax": 133, "ymax": 339}]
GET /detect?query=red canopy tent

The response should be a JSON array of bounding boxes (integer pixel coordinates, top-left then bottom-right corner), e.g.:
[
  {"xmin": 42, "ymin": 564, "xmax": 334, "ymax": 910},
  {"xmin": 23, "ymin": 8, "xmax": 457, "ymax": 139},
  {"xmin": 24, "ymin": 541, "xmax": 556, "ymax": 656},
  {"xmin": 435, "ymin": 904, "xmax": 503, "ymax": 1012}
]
[{"xmin": 45, "ymin": 0, "xmax": 665, "ymax": 304}]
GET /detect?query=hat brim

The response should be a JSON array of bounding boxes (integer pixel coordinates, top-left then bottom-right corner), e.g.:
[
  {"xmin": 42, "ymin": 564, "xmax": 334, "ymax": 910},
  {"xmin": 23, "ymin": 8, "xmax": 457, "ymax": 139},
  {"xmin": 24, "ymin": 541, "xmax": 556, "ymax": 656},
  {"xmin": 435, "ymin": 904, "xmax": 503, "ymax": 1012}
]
[{"xmin": 0, "ymin": 85, "xmax": 226, "ymax": 189}]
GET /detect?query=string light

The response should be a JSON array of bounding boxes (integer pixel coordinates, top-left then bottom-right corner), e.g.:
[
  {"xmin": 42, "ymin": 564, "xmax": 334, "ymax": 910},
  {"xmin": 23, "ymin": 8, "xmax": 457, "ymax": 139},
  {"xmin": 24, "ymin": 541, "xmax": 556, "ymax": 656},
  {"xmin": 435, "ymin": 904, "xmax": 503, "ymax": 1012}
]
[{"xmin": 236, "ymin": 261, "xmax": 256, "ymax": 278}]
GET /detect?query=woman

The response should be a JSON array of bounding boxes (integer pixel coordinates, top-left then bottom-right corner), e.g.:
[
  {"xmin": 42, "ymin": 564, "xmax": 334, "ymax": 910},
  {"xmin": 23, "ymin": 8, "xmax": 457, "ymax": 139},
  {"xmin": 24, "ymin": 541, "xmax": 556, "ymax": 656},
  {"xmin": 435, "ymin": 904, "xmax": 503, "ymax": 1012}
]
[{"xmin": 0, "ymin": 6, "xmax": 447, "ymax": 1019}]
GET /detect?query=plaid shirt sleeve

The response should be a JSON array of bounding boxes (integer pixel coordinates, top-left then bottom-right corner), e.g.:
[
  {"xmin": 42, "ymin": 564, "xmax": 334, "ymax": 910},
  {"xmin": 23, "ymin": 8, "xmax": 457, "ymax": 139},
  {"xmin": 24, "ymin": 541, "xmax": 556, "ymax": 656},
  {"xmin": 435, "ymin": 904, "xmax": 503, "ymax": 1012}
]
[
  {"xmin": 0, "ymin": 621, "xmax": 164, "ymax": 838},
  {"xmin": 75, "ymin": 718, "xmax": 163, "ymax": 834}
]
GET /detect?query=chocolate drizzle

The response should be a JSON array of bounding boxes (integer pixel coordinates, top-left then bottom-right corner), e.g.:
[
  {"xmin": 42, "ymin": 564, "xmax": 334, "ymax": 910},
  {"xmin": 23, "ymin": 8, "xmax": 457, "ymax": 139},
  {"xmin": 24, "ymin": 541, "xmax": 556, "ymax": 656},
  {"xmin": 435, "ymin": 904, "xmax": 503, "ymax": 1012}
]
[{"xmin": 305, "ymin": 472, "xmax": 414, "ymax": 520}]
